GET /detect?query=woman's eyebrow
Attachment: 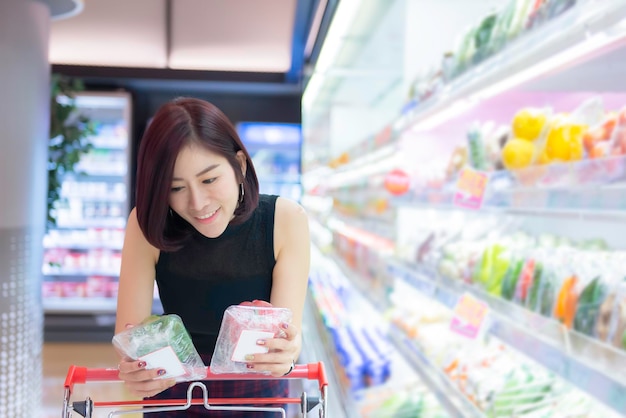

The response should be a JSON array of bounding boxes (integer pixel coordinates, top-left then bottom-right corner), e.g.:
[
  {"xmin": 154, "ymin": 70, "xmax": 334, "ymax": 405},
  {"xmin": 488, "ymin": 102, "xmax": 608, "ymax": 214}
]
[{"xmin": 172, "ymin": 164, "xmax": 220, "ymax": 181}]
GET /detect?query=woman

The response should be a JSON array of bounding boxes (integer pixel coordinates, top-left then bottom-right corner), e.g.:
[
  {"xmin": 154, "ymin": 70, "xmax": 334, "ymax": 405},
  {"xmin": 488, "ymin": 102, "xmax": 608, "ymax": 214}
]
[{"xmin": 115, "ymin": 97, "xmax": 310, "ymax": 416}]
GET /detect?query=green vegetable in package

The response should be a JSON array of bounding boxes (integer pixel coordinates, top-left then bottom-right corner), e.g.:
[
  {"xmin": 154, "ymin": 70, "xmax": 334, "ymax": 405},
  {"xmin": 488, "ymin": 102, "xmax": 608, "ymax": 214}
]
[
  {"xmin": 524, "ymin": 257, "xmax": 556, "ymax": 317},
  {"xmin": 473, "ymin": 12, "xmax": 498, "ymax": 63},
  {"xmin": 112, "ymin": 314, "xmax": 206, "ymax": 382},
  {"xmin": 490, "ymin": 367, "xmax": 553, "ymax": 417},
  {"xmin": 474, "ymin": 244, "xmax": 511, "ymax": 296},
  {"xmin": 489, "ymin": 0, "xmax": 516, "ymax": 53},
  {"xmin": 574, "ymin": 276, "xmax": 606, "ymax": 336},
  {"xmin": 501, "ymin": 257, "xmax": 524, "ymax": 300}
]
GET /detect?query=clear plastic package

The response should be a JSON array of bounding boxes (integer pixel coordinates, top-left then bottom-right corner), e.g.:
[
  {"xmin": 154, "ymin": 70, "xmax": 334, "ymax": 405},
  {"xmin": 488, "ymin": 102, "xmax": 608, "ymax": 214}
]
[
  {"xmin": 210, "ymin": 305, "xmax": 292, "ymax": 374},
  {"xmin": 112, "ymin": 314, "xmax": 206, "ymax": 382}
]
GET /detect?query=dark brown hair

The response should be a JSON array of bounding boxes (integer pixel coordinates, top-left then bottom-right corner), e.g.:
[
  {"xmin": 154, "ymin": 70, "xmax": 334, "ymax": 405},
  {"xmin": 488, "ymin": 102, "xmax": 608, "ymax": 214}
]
[{"xmin": 135, "ymin": 97, "xmax": 259, "ymax": 251}]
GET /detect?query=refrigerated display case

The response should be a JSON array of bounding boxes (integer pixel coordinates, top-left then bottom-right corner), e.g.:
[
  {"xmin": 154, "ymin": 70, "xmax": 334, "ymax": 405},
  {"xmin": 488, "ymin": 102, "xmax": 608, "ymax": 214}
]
[
  {"xmin": 42, "ymin": 91, "xmax": 133, "ymax": 341},
  {"xmin": 237, "ymin": 122, "xmax": 302, "ymax": 202},
  {"xmin": 302, "ymin": 0, "xmax": 626, "ymax": 416}
]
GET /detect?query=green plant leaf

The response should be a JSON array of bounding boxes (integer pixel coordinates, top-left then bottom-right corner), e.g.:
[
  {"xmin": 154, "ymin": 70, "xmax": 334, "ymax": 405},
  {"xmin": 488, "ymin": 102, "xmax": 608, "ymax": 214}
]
[{"xmin": 47, "ymin": 74, "xmax": 93, "ymax": 229}]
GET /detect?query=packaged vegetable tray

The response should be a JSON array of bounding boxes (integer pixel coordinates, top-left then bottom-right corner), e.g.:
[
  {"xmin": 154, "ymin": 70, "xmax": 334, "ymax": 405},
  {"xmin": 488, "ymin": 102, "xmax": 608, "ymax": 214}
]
[
  {"xmin": 112, "ymin": 314, "xmax": 206, "ymax": 382},
  {"xmin": 210, "ymin": 303, "xmax": 292, "ymax": 374}
]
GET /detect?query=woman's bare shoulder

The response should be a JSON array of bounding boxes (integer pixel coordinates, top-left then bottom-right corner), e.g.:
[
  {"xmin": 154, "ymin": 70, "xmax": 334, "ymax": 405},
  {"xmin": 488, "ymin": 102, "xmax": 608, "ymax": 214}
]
[
  {"xmin": 274, "ymin": 197, "xmax": 308, "ymax": 250},
  {"xmin": 275, "ymin": 196, "xmax": 307, "ymax": 223},
  {"xmin": 125, "ymin": 207, "xmax": 160, "ymax": 263}
]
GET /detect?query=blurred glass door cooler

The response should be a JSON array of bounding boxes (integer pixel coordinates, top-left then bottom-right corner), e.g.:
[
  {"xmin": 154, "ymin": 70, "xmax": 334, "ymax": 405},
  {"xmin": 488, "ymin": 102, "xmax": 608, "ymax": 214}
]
[
  {"xmin": 42, "ymin": 91, "xmax": 134, "ymax": 342},
  {"xmin": 237, "ymin": 122, "xmax": 302, "ymax": 202}
]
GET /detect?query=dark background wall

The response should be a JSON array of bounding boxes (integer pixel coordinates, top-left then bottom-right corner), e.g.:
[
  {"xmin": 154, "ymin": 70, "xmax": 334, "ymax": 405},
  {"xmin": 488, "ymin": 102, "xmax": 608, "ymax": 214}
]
[
  {"xmin": 130, "ymin": 90, "xmax": 302, "ymax": 205},
  {"xmin": 52, "ymin": 65, "xmax": 303, "ymax": 207}
]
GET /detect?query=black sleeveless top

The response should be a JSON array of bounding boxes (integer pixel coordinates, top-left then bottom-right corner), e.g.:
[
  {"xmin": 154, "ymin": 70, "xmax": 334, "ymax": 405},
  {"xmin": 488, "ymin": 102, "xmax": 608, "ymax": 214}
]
[{"xmin": 155, "ymin": 194, "xmax": 278, "ymax": 354}]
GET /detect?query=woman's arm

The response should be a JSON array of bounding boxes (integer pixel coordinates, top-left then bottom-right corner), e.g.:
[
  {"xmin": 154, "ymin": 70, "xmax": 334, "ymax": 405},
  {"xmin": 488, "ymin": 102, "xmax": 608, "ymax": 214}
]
[
  {"xmin": 115, "ymin": 207, "xmax": 159, "ymax": 334},
  {"xmin": 246, "ymin": 197, "xmax": 310, "ymax": 376},
  {"xmin": 115, "ymin": 208, "xmax": 175, "ymax": 397},
  {"xmin": 271, "ymin": 197, "xmax": 311, "ymax": 338}
]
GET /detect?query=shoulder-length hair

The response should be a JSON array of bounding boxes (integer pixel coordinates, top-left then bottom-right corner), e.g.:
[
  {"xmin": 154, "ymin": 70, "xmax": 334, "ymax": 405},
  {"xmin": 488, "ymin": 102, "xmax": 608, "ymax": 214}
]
[{"xmin": 135, "ymin": 97, "xmax": 259, "ymax": 251}]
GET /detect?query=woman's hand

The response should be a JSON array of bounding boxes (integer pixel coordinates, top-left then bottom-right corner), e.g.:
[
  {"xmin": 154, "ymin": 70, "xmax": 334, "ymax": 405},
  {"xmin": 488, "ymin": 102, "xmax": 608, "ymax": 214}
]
[
  {"xmin": 243, "ymin": 321, "xmax": 301, "ymax": 377},
  {"xmin": 117, "ymin": 356, "xmax": 177, "ymax": 398}
]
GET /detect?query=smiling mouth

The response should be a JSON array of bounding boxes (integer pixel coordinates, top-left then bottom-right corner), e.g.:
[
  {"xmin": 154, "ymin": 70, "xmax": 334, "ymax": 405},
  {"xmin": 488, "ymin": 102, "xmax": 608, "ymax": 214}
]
[{"xmin": 197, "ymin": 208, "xmax": 218, "ymax": 220}]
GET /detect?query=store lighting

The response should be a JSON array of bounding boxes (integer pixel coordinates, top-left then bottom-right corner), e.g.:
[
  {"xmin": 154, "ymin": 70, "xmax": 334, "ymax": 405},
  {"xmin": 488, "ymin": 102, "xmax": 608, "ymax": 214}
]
[
  {"xmin": 304, "ymin": 0, "xmax": 329, "ymax": 59},
  {"xmin": 302, "ymin": 0, "xmax": 364, "ymax": 110},
  {"xmin": 49, "ymin": 0, "xmax": 84, "ymax": 21},
  {"xmin": 411, "ymin": 99, "xmax": 478, "ymax": 133}
]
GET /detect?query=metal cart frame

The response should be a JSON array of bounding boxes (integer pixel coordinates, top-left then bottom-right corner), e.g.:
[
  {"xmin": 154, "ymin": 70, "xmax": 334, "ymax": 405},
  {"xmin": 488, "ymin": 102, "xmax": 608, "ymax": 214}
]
[{"xmin": 62, "ymin": 362, "xmax": 328, "ymax": 418}]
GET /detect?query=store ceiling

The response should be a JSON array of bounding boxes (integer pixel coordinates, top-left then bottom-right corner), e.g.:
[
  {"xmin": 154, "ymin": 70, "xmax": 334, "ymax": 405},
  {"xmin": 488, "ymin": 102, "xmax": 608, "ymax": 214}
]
[{"xmin": 48, "ymin": 0, "xmax": 329, "ymax": 91}]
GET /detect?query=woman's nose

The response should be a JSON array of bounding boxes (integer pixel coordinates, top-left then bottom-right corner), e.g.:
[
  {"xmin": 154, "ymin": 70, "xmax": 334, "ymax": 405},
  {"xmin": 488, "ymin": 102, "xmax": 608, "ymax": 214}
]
[{"xmin": 188, "ymin": 186, "xmax": 206, "ymax": 210}]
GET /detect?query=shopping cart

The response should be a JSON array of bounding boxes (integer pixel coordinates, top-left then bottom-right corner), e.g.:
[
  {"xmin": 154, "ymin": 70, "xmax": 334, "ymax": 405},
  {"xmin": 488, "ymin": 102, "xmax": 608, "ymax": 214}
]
[{"xmin": 62, "ymin": 362, "xmax": 328, "ymax": 418}]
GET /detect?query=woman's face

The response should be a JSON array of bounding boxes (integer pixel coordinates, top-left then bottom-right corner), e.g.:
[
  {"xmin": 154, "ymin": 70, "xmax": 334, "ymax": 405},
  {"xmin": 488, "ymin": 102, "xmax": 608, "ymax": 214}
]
[{"xmin": 169, "ymin": 143, "xmax": 246, "ymax": 238}]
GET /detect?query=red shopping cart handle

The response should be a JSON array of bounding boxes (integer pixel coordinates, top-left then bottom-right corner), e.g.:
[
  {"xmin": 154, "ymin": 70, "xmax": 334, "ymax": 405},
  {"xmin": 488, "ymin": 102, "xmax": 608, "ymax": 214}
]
[{"xmin": 64, "ymin": 362, "xmax": 328, "ymax": 393}]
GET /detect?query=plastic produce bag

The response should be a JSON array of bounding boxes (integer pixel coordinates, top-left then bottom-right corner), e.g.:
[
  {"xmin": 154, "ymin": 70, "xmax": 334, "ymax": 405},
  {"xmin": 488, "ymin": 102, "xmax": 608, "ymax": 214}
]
[
  {"xmin": 210, "ymin": 304, "xmax": 292, "ymax": 374},
  {"xmin": 112, "ymin": 314, "xmax": 206, "ymax": 382}
]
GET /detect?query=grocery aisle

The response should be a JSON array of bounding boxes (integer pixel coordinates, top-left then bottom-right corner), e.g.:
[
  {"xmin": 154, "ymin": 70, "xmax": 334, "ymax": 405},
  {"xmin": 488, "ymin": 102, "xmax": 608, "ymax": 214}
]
[{"xmin": 299, "ymin": 0, "xmax": 626, "ymax": 416}]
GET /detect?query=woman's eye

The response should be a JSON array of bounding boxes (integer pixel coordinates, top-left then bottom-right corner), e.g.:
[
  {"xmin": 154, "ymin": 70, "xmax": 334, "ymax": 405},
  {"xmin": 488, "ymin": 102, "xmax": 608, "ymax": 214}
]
[
  {"xmin": 170, "ymin": 186, "xmax": 184, "ymax": 193},
  {"xmin": 203, "ymin": 178, "xmax": 217, "ymax": 184}
]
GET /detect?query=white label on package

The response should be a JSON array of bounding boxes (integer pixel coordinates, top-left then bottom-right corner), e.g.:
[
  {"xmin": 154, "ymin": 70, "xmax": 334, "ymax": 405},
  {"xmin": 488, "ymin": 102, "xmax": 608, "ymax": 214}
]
[
  {"xmin": 138, "ymin": 346, "xmax": 186, "ymax": 379},
  {"xmin": 231, "ymin": 330, "xmax": 274, "ymax": 362}
]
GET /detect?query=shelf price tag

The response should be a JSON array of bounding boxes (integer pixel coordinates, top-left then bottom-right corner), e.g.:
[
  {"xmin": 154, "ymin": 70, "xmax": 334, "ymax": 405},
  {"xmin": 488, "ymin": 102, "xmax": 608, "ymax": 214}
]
[
  {"xmin": 450, "ymin": 293, "xmax": 489, "ymax": 339},
  {"xmin": 454, "ymin": 167, "xmax": 489, "ymax": 209}
]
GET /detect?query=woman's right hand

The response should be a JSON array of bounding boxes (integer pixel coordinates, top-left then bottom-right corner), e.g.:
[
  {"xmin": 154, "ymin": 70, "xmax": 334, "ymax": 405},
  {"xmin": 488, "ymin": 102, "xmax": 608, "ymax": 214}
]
[{"xmin": 117, "ymin": 357, "xmax": 177, "ymax": 398}]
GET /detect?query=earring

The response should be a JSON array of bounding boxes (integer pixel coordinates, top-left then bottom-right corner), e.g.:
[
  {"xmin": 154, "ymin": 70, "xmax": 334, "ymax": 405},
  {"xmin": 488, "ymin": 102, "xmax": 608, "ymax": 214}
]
[
  {"xmin": 239, "ymin": 182, "xmax": 245, "ymax": 203},
  {"xmin": 168, "ymin": 208, "xmax": 173, "ymax": 217}
]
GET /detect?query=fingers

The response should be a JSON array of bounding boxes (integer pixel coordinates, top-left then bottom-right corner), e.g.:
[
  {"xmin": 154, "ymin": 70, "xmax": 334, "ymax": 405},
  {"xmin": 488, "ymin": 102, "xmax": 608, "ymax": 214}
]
[
  {"xmin": 117, "ymin": 358, "xmax": 145, "ymax": 375},
  {"xmin": 244, "ymin": 323, "xmax": 299, "ymax": 376},
  {"xmin": 126, "ymin": 378, "xmax": 177, "ymax": 398},
  {"xmin": 276, "ymin": 322, "xmax": 293, "ymax": 340},
  {"xmin": 239, "ymin": 300, "xmax": 273, "ymax": 307},
  {"xmin": 244, "ymin": 354, "xmax": 295, "ymax": 377},
  {"xmin": 117, "ymin": 358, "xmax": 176, "ymax": 398}
]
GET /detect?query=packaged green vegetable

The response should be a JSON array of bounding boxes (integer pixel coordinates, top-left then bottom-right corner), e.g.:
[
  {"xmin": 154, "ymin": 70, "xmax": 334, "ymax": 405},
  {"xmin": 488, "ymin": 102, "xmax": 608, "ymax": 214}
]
[
  {"xmin": 574, "ymin": 276, "xmax": 607, "ymax": 336},
  {"xmin": 112, "ymin": 314, "xmax": 206, "ymax": 382}
]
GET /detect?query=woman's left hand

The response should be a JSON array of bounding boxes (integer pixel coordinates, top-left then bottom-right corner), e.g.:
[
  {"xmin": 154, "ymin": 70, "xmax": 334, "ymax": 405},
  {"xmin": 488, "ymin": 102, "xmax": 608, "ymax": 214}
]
[{"xmin": 244, "ymin": 321, "xmax": 301, "ymax": 377}]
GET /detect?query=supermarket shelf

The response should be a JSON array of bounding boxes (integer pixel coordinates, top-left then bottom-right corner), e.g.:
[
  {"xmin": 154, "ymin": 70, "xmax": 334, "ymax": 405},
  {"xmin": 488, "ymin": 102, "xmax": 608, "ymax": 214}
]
[
  {"xmin": 76, "ymin": 169, "xmax": 127, "ymax": 177},
  {"xmin": 43, "ymin": 268, "xmax": 120, "ymax": 277},
  {"xmin": 43, "ymin": 297, "xmax": 117, "ymax": 314},
  {"xmin": 43, "ymin": 242, "xmax": 123, "ymax": 250},
  {"xmin": 397, "ymin": 0, "xmax": 626, "ymax": 135},
  {"xmin": 302, "ymin": 295, "xmax": 356, "ymax": 418},
  {"xmin": 330, "ymin": 181, "xmax": 626, "ymax": 221},
  {"xmin": 327, "ymin": 214, "xmax": 396, "ymax": 244},
  {"xmin": 60, "ymin": 193, "xmax": 127, "ymax": 202},
  {"xmin": 328, "ymin": 252, "xmax": 480, "ymax": 418},
  {"xmin": 63, "ymin": 173, "xmax": 126, "ymax": 182},
  {"xmin": 387, "ymin": 260, "xmax": 626, "ymax": 414},
  {"xmin": 258, "ymin": 174, "xmax": 301, "ymax": 184},
  {"xmin": 387, "ymin": 325, "xmax": 484, "ymax": 418},
  {"xmin": 319, "ymin": 0, "xmax": 626, "ymax": 182},
  {"xmin": 325, "ymin": 154, "xmax": 626, "ymax": 219},
  {"xmin": 43, "ymin": 297, "xmax": 163, "ymax": 315},
  {"xmin": 90, "ymin": 140, "xmax": 128, "ymax": 150},
  {"xmin": 396, "ymin": 197, "xmax": 626, "ymax": 223},
  {"xmin": 55, "ymin": 217, "xmax": 127, "ymax": 229}
]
